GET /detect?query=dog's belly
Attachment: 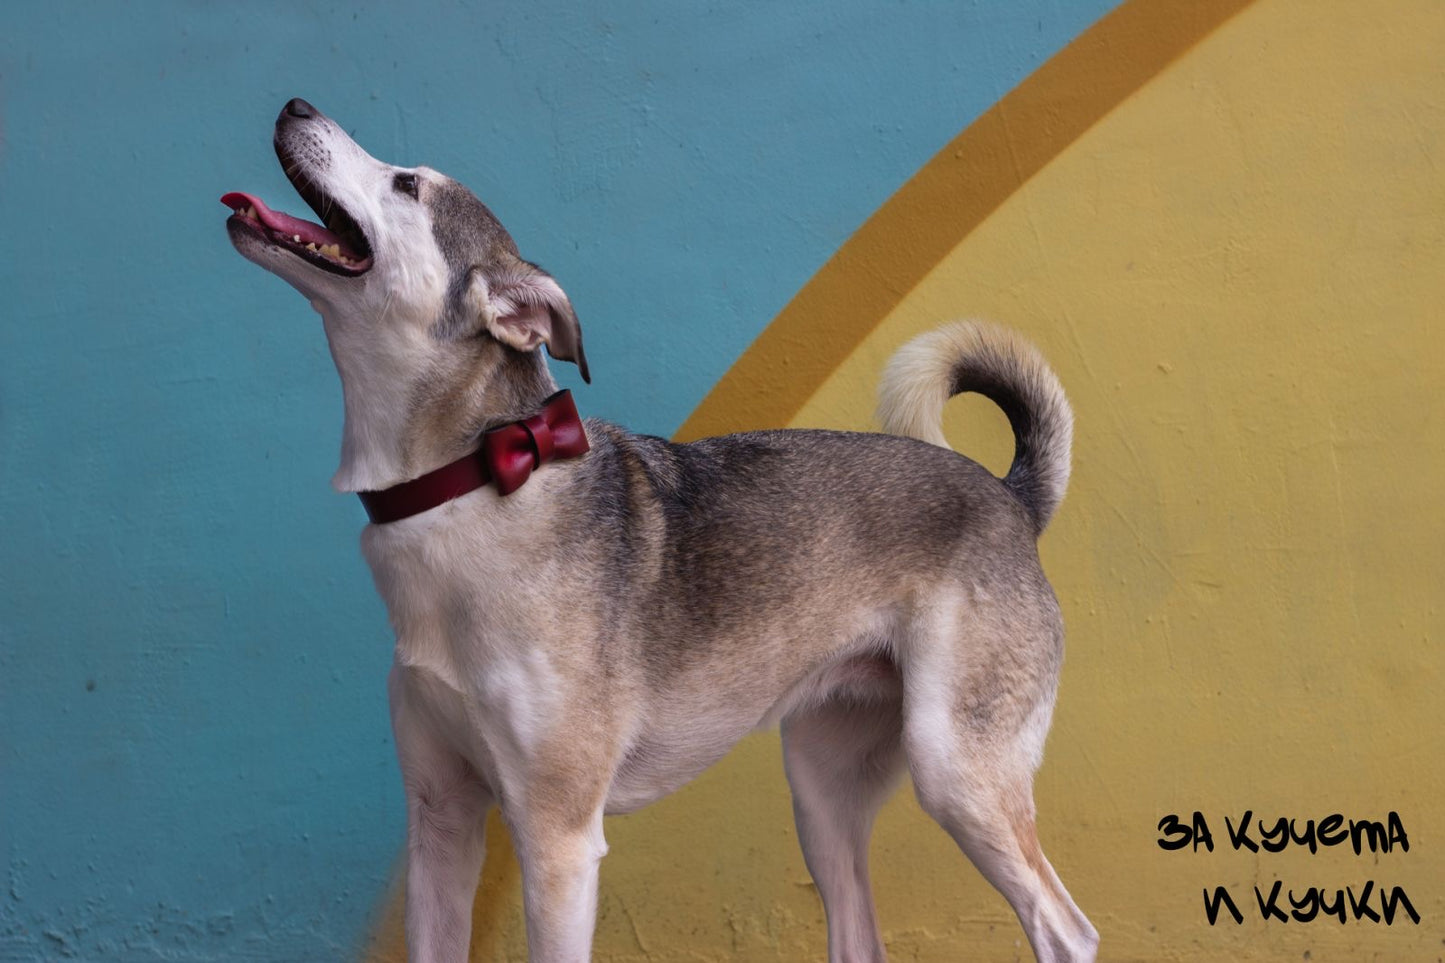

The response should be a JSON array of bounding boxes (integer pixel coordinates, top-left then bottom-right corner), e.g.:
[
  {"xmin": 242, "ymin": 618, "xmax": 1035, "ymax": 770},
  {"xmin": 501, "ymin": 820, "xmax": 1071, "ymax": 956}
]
[
  {"xmin": 602, "ymin": 651, "xmax": 902, "ymax": 814},
  {"xmin": 604, "ymin": 732, "xmax": 743, "ymax": 814}
]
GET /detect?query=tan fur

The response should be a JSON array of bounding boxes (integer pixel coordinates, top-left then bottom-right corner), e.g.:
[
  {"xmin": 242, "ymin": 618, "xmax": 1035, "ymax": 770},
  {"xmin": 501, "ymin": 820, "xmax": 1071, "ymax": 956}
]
[{"xmin": 225, "ymin": 100, "xmax": 1097, "ymax": 963}]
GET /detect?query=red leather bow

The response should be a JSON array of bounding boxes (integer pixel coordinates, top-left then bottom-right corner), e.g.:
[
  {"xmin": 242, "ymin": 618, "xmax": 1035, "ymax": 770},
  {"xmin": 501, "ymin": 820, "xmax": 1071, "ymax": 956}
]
[
  {"xmin": 357, "ymin": 390, "xmax": 589, "ymax": 524},
  {"xmin": 479, "ymin": 391, "xmax": 590, "ymax": 496}
]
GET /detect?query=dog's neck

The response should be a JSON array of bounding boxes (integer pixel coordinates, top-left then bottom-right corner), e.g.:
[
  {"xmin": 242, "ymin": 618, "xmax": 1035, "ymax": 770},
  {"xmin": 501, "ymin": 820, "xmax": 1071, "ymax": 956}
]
[{"xmin": 321, "ymin": 306, "xmax": 558, "ymax": 493}]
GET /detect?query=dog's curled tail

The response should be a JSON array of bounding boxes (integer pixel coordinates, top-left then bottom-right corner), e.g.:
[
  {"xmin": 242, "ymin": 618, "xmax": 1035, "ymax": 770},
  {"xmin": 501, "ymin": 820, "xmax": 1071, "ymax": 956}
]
[{"xmin": 876, "ymin": 321, "xmax": 1073, "ymax": 535}]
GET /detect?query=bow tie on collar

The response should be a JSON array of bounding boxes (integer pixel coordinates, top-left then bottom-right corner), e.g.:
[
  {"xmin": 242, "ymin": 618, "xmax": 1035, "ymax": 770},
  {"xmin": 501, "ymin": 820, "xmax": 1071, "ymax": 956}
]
[{"xmin": 357, "ymin": 390, "xmax": 589, "ymax": 524}]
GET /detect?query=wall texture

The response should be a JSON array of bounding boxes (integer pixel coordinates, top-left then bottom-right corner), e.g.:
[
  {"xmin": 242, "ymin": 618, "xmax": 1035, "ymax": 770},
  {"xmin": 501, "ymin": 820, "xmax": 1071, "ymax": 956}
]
[{"xmin": 3, "ymin": 1, "xmax": 1441, "ymax": 961}]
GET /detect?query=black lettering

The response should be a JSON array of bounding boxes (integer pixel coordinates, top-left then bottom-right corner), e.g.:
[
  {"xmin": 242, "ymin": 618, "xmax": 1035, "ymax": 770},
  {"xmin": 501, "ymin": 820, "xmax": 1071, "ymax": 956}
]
[
  {"xmin": 1158, "ymin": 814, "xmax": 1190, "ymax": 851},
  {"xmin": 1289, "ymin": 818, "xmax": 1317, "ymax": 854},
  {"xmin": 1157, "ymin": 811, "xmax": 1213, "ymax": 851},
  {"xmin": 1379, "ymin": 885, "xmax": 1420, "ymax": 926},
  {"xmin": 1226, "ymin": 811, "xmax": 1258, "ymax": 852},
  {"xmin": 1289, "ymin": 887, "xmax": 1319, "ymax": 923},
  {"xmin": 1256, "ymin": 880, "xmax": 1288, "ymax": 922},
  {"xmin": 1203, "ymin": 886, "xmax": 1243, "ymax": 925},
  {"xmin": 1317, "ymin": 813, "xmax": 1345, "ymax": 848},
  {"xmin": 1260, "ymin": 817, "xmax": 1289, "ymax": 853},
  {"xmin": 1387, "ymin": 812, "xmax": 1409, "ymax": 853},
  {"xmin": 1192, "ymin": 811, "xmax": 1214, "ymax": 852},
  {"xmin": 1348, "ymin": 881, "xmax": 1380, "ymax": 923},
  {"xmin": 1318, "ymin": 887, "xmax": 1346, "ymax": 924},
  {"xmin": 1350, "ymin": 819, "xmax": 1388, "ymax": 854}
]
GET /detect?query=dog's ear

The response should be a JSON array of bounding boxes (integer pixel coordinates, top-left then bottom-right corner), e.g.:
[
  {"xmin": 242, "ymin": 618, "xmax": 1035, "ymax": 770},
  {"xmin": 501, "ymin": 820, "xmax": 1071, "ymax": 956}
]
[{"xmin": 472, "ymin": 258, "xmax": 590, "ymax": 383}]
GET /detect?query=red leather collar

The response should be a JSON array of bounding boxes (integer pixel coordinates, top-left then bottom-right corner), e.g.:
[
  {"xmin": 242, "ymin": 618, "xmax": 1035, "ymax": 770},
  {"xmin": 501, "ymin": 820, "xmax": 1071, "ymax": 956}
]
[{"xmin": 356, "ymin": 390, "xmax": 588, "ymax": 524}]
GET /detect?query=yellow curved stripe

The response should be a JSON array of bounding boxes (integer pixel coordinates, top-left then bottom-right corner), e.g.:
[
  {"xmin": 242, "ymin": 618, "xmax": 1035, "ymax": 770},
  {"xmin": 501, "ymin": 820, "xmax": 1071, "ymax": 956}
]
[{"xmin": 675, "ymin": 0, "xmax": 1257, "ymax": 442}]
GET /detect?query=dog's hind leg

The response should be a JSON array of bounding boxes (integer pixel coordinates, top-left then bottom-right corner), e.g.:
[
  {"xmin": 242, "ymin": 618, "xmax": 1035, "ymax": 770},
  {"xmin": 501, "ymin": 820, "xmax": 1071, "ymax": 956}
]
[
  {"xmin": 783, "ymin": 687, "xmax": 906, "ymax": 963},
  {"xmin": 900, "ymin": 599, "xmax": 1098, "ymax": 963},
  {"xmin": 912, "ymin": 750, "xmax": 1096, "ymax": 963}
]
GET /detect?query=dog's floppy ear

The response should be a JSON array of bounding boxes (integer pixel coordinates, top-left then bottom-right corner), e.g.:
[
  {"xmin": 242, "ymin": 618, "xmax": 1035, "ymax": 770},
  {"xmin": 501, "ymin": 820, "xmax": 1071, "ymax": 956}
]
[{"xmin": 473, "ymin": 257, "xmax": 590, "ymax": 383}]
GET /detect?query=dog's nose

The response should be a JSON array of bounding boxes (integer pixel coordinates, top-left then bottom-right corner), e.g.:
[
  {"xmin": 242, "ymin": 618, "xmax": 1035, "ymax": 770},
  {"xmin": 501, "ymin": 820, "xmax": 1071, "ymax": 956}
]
[{"xmin": 284, "ymin": 98, "xmax": 316, "ymax": 119}]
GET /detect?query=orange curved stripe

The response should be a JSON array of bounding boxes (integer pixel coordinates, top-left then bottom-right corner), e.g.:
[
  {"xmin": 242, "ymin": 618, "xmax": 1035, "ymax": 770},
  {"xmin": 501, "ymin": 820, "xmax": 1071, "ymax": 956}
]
[
  {"xmin": 367, "ymin": 2, "xmax": 1258, "ymax": 958},
  {"xmin": 674, "ymin": 0, "xmax": 1257, "ymax": 442}
]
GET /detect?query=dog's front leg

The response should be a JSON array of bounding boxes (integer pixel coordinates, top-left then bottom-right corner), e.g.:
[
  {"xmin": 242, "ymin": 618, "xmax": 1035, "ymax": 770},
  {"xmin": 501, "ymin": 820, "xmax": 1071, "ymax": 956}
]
[
  {"xmin": 507, "ymin": 797, "xmax": 609, "ymax": 963},
  {"xmin": 391, "ymin": 667, "xmax": 494, "ymax": 963}
]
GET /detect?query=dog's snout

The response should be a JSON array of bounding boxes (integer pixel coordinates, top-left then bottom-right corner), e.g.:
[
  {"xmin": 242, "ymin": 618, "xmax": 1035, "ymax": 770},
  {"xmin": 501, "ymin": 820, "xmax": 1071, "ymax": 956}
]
[{"xmin": 284, "ymin": 98, "xmax": 316, "ymax": 119}]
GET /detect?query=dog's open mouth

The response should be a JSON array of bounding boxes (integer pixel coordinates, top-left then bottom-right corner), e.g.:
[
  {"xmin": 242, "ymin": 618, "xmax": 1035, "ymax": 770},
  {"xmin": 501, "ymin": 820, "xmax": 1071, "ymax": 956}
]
[{"xmin": 221, "ymin": 159, "xmax": 374, "ymax": 277}]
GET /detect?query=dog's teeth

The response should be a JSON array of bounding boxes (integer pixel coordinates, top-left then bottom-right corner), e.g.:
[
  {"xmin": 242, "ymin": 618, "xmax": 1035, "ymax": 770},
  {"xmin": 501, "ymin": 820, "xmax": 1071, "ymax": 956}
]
[
  {"xmin": 322, "ymin": 244, "xmax": 340, "ymax": 258},
  {"xmin": 292, "ymin": 234, "xmax": 302, "ymax": 243},
  {"xmin": 306, "ymin": 242, "xmax": 318, "ymax": 251}
]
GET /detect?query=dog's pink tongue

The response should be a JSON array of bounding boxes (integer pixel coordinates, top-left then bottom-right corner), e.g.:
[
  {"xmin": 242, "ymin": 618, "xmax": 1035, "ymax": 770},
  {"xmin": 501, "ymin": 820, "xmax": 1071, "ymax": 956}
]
[{"xmin": 220, "ymin": 191, "xmax": 361, "ymax": 257}]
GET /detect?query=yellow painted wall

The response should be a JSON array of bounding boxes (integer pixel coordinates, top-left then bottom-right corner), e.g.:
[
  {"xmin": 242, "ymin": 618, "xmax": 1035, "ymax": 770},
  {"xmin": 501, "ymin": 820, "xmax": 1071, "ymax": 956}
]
[
  {"xmin": 370, "ymin": 1, "xmax": 1444, "ymax": 958},
  {"xmin": 798, "ymin": 1, "xmax": 1445, "ymax": 958}
]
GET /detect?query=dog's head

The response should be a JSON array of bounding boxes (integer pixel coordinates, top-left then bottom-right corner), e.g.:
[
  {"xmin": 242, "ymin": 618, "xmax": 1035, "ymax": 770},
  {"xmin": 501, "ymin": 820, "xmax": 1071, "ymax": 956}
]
[{"xmin": 223, "ymin": 98, "xmax": 588, "ymax": 383}]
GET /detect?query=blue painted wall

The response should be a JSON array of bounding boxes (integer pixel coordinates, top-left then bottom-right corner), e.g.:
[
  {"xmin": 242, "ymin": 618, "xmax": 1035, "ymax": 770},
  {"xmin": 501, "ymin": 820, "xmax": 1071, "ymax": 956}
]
[{"xmin": 0, "ymin": 2, "xmax": 1115, "ymax": 958}]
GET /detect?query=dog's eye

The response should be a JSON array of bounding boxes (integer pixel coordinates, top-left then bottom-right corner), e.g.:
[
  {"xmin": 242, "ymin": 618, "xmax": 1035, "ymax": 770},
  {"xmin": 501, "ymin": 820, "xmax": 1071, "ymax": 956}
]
[{"xmin": 393, "ymin": 172, "xmax": 420, "ymax": 199}]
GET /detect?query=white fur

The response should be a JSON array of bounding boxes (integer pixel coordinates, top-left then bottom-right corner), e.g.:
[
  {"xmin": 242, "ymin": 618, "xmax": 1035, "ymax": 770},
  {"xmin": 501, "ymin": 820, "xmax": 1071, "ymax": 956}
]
[
  {"xmin": 365, "ymin": 486, "xmax": 569, "ymax": 782},
  {"xmin": 232, "ymin": 120, "xmax": 462, "ymax": 492},
  {"xmin": 480, "ymin": 271, "xmax": 573, "ymax": 354},
  {"xmin": 228, "ymin": 105, "xmax": 1096, "ymax": 963}
]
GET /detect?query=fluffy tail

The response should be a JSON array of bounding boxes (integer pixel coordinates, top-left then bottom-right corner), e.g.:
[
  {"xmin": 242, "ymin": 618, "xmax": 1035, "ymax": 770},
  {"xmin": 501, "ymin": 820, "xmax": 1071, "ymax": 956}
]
[{"xmin": 876, "ymin": 321, "xmax": 1073, "ymax": 535}]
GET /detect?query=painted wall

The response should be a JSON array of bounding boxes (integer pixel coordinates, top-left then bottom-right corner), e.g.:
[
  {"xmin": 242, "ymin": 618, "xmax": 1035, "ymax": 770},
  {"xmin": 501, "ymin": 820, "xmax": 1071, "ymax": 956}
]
[
  {"xmin": 1, "ymin": 2, "xmax": 1112, "ymax": 960},
  {"xmin": 3, "ymin": 1, "xmax": 1441, "ymax": 961}
]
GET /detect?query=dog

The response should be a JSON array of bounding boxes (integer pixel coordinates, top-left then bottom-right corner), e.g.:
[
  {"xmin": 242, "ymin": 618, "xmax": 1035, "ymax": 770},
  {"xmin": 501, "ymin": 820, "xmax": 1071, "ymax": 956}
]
[{"xmin": 223, "ymin": 98, "xmax": 1098, "ymax": 963}]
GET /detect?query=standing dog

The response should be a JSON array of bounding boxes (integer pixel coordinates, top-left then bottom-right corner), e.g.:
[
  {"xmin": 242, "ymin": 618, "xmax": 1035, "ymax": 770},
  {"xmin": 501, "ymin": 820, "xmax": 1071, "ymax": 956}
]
[{"xmin": 223, "ymin": 99, "xmax": 1097, "ymax": 963}]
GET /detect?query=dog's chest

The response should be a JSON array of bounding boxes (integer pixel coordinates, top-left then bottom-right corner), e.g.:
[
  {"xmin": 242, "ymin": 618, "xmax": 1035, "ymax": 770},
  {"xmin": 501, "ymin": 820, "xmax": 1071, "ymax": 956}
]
[
  {"xmin": 362, "ymin": 500, "xmax": 574, "ymax": 780},
  {"xmin": 359, "ymin": 497, "xmax": 557, "ymax": 690}
]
